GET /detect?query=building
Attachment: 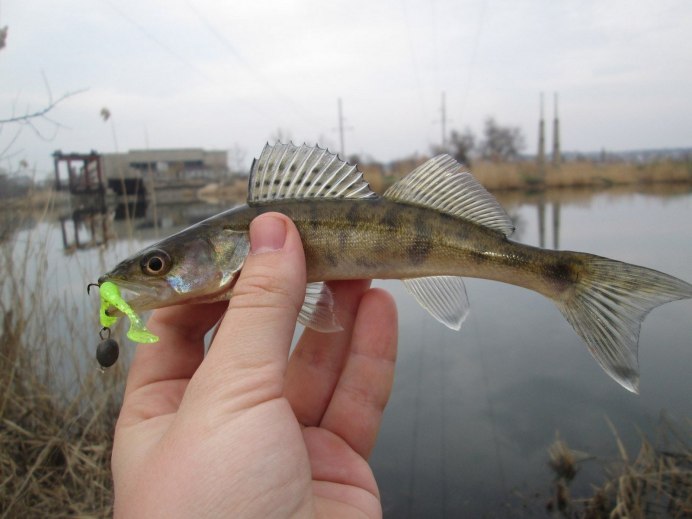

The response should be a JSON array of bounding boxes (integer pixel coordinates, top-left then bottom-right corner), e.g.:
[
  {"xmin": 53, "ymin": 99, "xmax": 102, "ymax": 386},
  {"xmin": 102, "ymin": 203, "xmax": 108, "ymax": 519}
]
[
  {"xmin": 101, "ymin": 148, "xmax": 229, "ymax": 191},
  {"xmin": 53, "ymin": 147, "xmax": 229, "ymax": 199}
]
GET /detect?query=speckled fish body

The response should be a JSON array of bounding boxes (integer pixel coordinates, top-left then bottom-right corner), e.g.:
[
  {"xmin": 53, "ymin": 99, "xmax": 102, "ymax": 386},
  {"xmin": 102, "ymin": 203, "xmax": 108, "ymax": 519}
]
[
  {"xmin": 215, "ymin": 198, "xmax": 568, "ymax": 300},
  {"xmin": 99, "ymin": 143, "xmax": 692, "ymax": 393}
]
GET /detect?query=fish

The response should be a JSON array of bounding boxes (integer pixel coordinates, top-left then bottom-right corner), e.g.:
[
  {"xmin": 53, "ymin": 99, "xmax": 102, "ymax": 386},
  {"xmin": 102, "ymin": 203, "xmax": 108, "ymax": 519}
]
[{"xmin": 98, "ymin": 142, "xmax": 692, "ymax": 393}]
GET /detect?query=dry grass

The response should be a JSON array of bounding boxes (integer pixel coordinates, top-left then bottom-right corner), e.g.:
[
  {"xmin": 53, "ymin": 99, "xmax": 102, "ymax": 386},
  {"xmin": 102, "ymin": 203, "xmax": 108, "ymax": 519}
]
[
  {"xmin": 472, "ymin": 159, "xmax": 692, "ymax": 191},
  {"xmin": 1, "ymin": 183, "xmax": 691, "ymax": 517},
  {"xmin": 183, "ymin": 157, "xmax": 692, "ymax": 203},
  {"xmin": 545, "ymin": 418, "xmax": 692, "ymax": 518},
  {"xmin": 369, "ymin": 158, "xmax": 692, "ymax": 194},
  {"xmin": 0, "ymin": 205, "xmax": 126, "ymax": 518}
]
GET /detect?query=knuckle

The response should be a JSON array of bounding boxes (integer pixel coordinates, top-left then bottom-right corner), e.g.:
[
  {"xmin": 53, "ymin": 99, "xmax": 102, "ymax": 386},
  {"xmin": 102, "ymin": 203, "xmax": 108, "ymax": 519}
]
[
  {"xmin": 230, "ymin": 266, "xmax": 301, "ymax": 313},
  {"xmin": 340, "ymin": 380, "xmax": 386, "ymax": 412}
]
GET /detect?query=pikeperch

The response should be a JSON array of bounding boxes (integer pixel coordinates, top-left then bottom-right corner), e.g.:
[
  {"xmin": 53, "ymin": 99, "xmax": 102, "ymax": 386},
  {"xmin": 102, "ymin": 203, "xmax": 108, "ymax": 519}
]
[{"xmin": 98, "ymin": 143, "xmax": 692, "ymax": 392}]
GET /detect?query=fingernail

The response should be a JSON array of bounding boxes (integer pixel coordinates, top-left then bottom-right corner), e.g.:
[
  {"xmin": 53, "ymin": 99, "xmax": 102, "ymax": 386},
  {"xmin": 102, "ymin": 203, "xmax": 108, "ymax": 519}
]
[{"xmin": 250, "ymin": 214, "xmax": 287, "ymax": 254}]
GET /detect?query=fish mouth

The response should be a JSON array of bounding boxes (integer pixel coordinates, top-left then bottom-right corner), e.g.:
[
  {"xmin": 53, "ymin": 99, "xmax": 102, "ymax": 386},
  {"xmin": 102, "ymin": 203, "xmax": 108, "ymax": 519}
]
[
  {"xmin": 96, "ymin": 276, "xmax": 233, "ymax": 314},
  {"xmin": 96, "ymin": 277, "xmax": 168, "ymax": 313}
]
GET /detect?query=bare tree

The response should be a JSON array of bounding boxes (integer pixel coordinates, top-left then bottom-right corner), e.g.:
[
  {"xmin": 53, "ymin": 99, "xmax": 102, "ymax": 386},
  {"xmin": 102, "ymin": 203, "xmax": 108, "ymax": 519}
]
[
  {"xmin": 431, "ymin": 128, "xmax": 476, "ymax": 167},
  {"xmin": 1, "ymin": 28, "xmax": 84, "ymax": 162},
  {"xmin": 228, "ymin": 143, "xmax": 247, "ymax": 175},
  {"xmin": 0, "ymin": 77, "xmax": 84, "ymax": 159},
  {"xmin": 479, "ymin": 117, "xmax": 525, "ymax": 162},
  {"xmin": 449, "ymin": 128, "xmax": 476, "ymax": 166},
  {"xmin": 269, "ymin": 127, "xmax": 293, "ymax": 144}
]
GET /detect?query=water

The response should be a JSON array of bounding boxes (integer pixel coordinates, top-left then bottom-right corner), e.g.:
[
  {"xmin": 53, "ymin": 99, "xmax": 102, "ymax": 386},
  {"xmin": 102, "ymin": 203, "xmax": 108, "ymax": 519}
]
[
  {"xmin": 370, "ymin": 186, "xmax": 692, "ymax": 517},
  {"xmin": 5, "ymin": 185, "xmax": 692, "ymax": 516}
]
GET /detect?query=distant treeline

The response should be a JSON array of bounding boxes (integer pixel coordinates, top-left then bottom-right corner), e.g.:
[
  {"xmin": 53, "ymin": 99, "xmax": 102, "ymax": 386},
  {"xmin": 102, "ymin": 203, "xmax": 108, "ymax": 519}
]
[{"xmin": 0, "ymin": 173, "xmax": 33, "ymax": 199}]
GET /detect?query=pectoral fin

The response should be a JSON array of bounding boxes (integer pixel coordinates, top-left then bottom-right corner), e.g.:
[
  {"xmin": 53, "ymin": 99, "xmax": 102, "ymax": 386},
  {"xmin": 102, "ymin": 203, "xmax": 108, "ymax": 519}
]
[{"xmin": 298, "ymin": 282, "xmax": 343, "ymax": 332}]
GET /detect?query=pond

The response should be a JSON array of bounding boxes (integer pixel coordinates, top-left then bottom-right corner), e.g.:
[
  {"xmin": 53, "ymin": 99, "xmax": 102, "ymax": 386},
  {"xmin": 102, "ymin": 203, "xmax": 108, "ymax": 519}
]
[{"xmin": 4, "ymin": 184, "xmax": 692, "ymax": 517}]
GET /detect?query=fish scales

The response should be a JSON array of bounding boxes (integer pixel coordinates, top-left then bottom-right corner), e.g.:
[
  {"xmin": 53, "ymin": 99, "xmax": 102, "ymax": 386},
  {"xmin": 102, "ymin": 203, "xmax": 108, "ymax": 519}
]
[
  {"xmin": 97, "ymin": 143, "xmax": 692, "ymax": 393},
  {"xmin": 222, "ymin": 198, "xmax": 573, "ymax": 300}
]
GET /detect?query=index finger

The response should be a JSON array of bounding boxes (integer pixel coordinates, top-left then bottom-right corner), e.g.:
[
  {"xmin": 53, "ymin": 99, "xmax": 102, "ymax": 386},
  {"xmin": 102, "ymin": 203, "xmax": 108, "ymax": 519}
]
[
  {"xmin": 320, "ymin": 288, "xmax": 398, "ymax": 459},
  {"xmin": 124, "ymin": 301, "xmax": 228, "ymax": 398},
  {"xmin": 284, "ymin": 279, "xmax": 372, "ymax": 426}
]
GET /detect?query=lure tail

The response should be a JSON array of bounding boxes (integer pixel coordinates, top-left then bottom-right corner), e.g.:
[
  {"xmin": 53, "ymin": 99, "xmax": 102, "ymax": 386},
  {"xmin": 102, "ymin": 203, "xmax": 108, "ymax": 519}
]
[
  {"xmin": 553, "ymin": 254, "xmax": 692, "ymax": 393},
  {"xmin": 99, "ymin": 281, "xmax": 159, "ymax": 344}
]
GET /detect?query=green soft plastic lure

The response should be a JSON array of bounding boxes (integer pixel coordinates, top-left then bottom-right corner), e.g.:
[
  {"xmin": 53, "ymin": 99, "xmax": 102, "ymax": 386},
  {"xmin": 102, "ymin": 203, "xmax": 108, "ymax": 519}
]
[{"xmin": 99, "ymin": 281, "xmax": 159, "ymax": 343}]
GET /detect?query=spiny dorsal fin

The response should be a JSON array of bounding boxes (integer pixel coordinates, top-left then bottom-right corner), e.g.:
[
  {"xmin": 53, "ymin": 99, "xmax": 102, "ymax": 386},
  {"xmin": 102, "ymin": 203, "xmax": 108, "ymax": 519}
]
[
  {"xmin": 384, "ymin": 155, "xmax": 514, "ymax": 236},
  {"xmin": 248, "ymin": 143, "xmax": 377, "ymax": 205}
]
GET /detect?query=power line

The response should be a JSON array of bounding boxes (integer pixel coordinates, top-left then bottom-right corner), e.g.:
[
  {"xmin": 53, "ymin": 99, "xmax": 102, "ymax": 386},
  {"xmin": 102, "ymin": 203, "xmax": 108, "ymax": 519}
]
[
  {"xmin": 100, "ymin": 0, "xmax": 212, "ymax": 82},
  {"xmin": 458, "ymin": 0, "xmax": 488, "ymax": 122},
  {"xmin": 184, "ymin": 1, "xmax": 321, "ymax": 128},
  {"xmin": 399, "ymin": 0, "xmax": 428, "ymax": 127},
  {"xmin": 430, "ymin": 0, "xmax": 441, "ymax": 92},
  {"xmin": 99, "ymin": 0, "xmax": 277, "ymax": 120}
]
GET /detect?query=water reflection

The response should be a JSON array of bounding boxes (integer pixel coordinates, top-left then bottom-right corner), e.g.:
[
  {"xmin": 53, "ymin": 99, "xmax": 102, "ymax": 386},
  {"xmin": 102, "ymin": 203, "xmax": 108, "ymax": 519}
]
[
  {"xmin": 59, "ymin": 206, "xmax": 111, "ymax": 252},
  {"xmin": 6, "ymin": 183, "xmax": 692, "ymax": 517},
  {"xmin": 54, "ymin": 198, "xmax": 237, "ymax": 254},
  {"xmin": 368, "ymin": 184, "xmax": 692, "ymax": 518},
  {"xmin": 532, "ymin": 199, "xmax": 561, "ymax": 249}
]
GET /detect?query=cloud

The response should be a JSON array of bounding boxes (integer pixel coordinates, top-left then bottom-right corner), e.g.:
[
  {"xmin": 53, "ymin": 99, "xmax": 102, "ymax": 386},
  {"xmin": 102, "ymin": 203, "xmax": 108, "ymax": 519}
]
[{"xmin": 2, "ymin": 0, "xmax": 692, "ymax": 176}]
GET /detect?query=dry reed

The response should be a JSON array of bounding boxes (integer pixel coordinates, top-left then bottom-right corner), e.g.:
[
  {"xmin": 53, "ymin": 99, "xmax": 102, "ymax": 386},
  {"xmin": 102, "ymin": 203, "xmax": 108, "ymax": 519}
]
[
  {"xmin": 370, "ymin": 158, "xmax": 692, "ymax": 194},
  {"xmin": 0, "ymin": 204, "xmax": 125, "ymax": 518},
  {"xmin": 470, "ymin": 159, "xmax": 692, "ymax": 191},
  {"xmin": 1, "ymin": 183, "xmax": 691, "ymax": 518},
  {"xmin": 191, "ymin": 157, "xmax": 692, "ymax": 202},
  {"xmin": 546, "ymin": 418, "xmax": 692, "ymax": 518}
]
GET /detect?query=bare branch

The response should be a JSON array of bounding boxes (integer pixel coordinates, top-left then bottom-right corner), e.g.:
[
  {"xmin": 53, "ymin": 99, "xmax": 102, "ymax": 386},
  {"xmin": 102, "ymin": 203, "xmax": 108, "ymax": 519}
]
[
  {"xmin": 0, "ymin": 89, "xmax": 86, "ymax": 125},
  {"xmin": 0, "ymin": 125, "xmax": 23, "ymax": 158}
]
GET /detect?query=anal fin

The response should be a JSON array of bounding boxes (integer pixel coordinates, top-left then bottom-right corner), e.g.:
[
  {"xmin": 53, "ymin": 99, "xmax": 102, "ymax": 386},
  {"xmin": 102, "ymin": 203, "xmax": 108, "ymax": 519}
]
[{"xmin": 404, "ymin": 276, "xmax": 470, "ymax": 330}]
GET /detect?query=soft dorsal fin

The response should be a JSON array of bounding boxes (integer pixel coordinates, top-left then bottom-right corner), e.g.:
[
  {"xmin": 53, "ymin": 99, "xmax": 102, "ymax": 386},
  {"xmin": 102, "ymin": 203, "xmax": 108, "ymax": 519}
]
[
  {"xmin": 248, "ymin": 143, "xmax": 377, "ymax": 204},
  {"xmin": 384, "ymin": 155, "xmax": 514, "ymax": 236}
]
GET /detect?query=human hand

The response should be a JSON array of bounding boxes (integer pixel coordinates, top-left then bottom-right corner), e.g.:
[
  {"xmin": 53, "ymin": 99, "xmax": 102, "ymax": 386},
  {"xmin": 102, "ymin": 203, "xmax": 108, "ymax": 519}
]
[{"xmin": 111, "ymin": 213, "xmax": 398, "ymax": 518}]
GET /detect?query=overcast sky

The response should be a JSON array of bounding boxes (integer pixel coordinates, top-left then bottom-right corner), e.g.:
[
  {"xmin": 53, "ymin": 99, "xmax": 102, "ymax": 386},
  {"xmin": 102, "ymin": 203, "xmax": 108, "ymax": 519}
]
[{"xmin": 2, "ymin": 0, "xmax": 691, "ymax": 176}]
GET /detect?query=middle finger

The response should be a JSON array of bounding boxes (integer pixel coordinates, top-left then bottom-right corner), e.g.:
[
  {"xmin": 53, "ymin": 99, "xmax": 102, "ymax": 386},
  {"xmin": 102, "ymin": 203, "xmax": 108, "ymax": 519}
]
[{"xmin": 284, "ymin": 280, "xmax": 371, "ymax": 426}]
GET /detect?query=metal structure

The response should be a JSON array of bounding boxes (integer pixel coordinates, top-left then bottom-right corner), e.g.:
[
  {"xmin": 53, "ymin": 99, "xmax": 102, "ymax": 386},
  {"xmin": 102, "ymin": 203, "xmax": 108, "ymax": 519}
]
[{"xmin": 53, "ymin": 150, "xmax": 105, "ymax": 195}]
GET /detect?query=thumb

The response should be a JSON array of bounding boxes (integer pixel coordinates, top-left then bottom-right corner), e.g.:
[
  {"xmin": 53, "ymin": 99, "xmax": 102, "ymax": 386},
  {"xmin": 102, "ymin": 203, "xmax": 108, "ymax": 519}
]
[{"xmin": 192, "ymin": 212, "xmax": 307, "ymax": 403}]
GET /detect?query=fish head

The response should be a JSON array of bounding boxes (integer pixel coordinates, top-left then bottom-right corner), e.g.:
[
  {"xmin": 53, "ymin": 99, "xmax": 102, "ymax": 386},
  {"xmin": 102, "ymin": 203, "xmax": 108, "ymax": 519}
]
[{"xmin": 98, "ymin": 223, "xmax": 250, "ymax": 312}]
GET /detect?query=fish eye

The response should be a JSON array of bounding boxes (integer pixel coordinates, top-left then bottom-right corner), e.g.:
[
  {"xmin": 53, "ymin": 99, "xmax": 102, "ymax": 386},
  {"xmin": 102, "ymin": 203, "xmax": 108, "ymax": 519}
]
[{"xmin": 140, "ymin": 250, "xmax": 171, "ymax": 276}]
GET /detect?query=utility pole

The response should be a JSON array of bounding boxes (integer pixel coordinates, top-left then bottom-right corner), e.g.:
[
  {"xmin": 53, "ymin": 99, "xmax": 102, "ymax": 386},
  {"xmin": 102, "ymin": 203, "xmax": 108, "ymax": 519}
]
[
  {"xmin": 440, "ymin": 91, "xmax": 447, "ymax": 149},
  {"xmin": 552, "ymin": 92, "xmax": 561, "ymax": 166},
  {"xmin": 337, "ymin": 98, "xmax": 345, "ymax": 157},
  {"xmin": 537, "ymin": 92, "xmax": 545, "ymax": 168},
  {"xmin": 336, "ymin": 98, "xmax": 353, "ymax": 158}
]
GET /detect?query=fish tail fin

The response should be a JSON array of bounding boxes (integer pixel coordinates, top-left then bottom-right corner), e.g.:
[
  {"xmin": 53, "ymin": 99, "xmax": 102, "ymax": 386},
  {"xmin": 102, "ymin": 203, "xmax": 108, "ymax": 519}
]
[{"xmin": 553, "ymin": 254, "xmax": 692, "ymax": 393}]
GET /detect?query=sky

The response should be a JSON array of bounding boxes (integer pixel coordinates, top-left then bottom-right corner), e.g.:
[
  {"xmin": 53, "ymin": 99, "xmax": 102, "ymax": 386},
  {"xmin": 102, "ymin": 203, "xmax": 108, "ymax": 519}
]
[{"xmin": 2, "ymin": 0, "xmax": 692, "ymax": 177}]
